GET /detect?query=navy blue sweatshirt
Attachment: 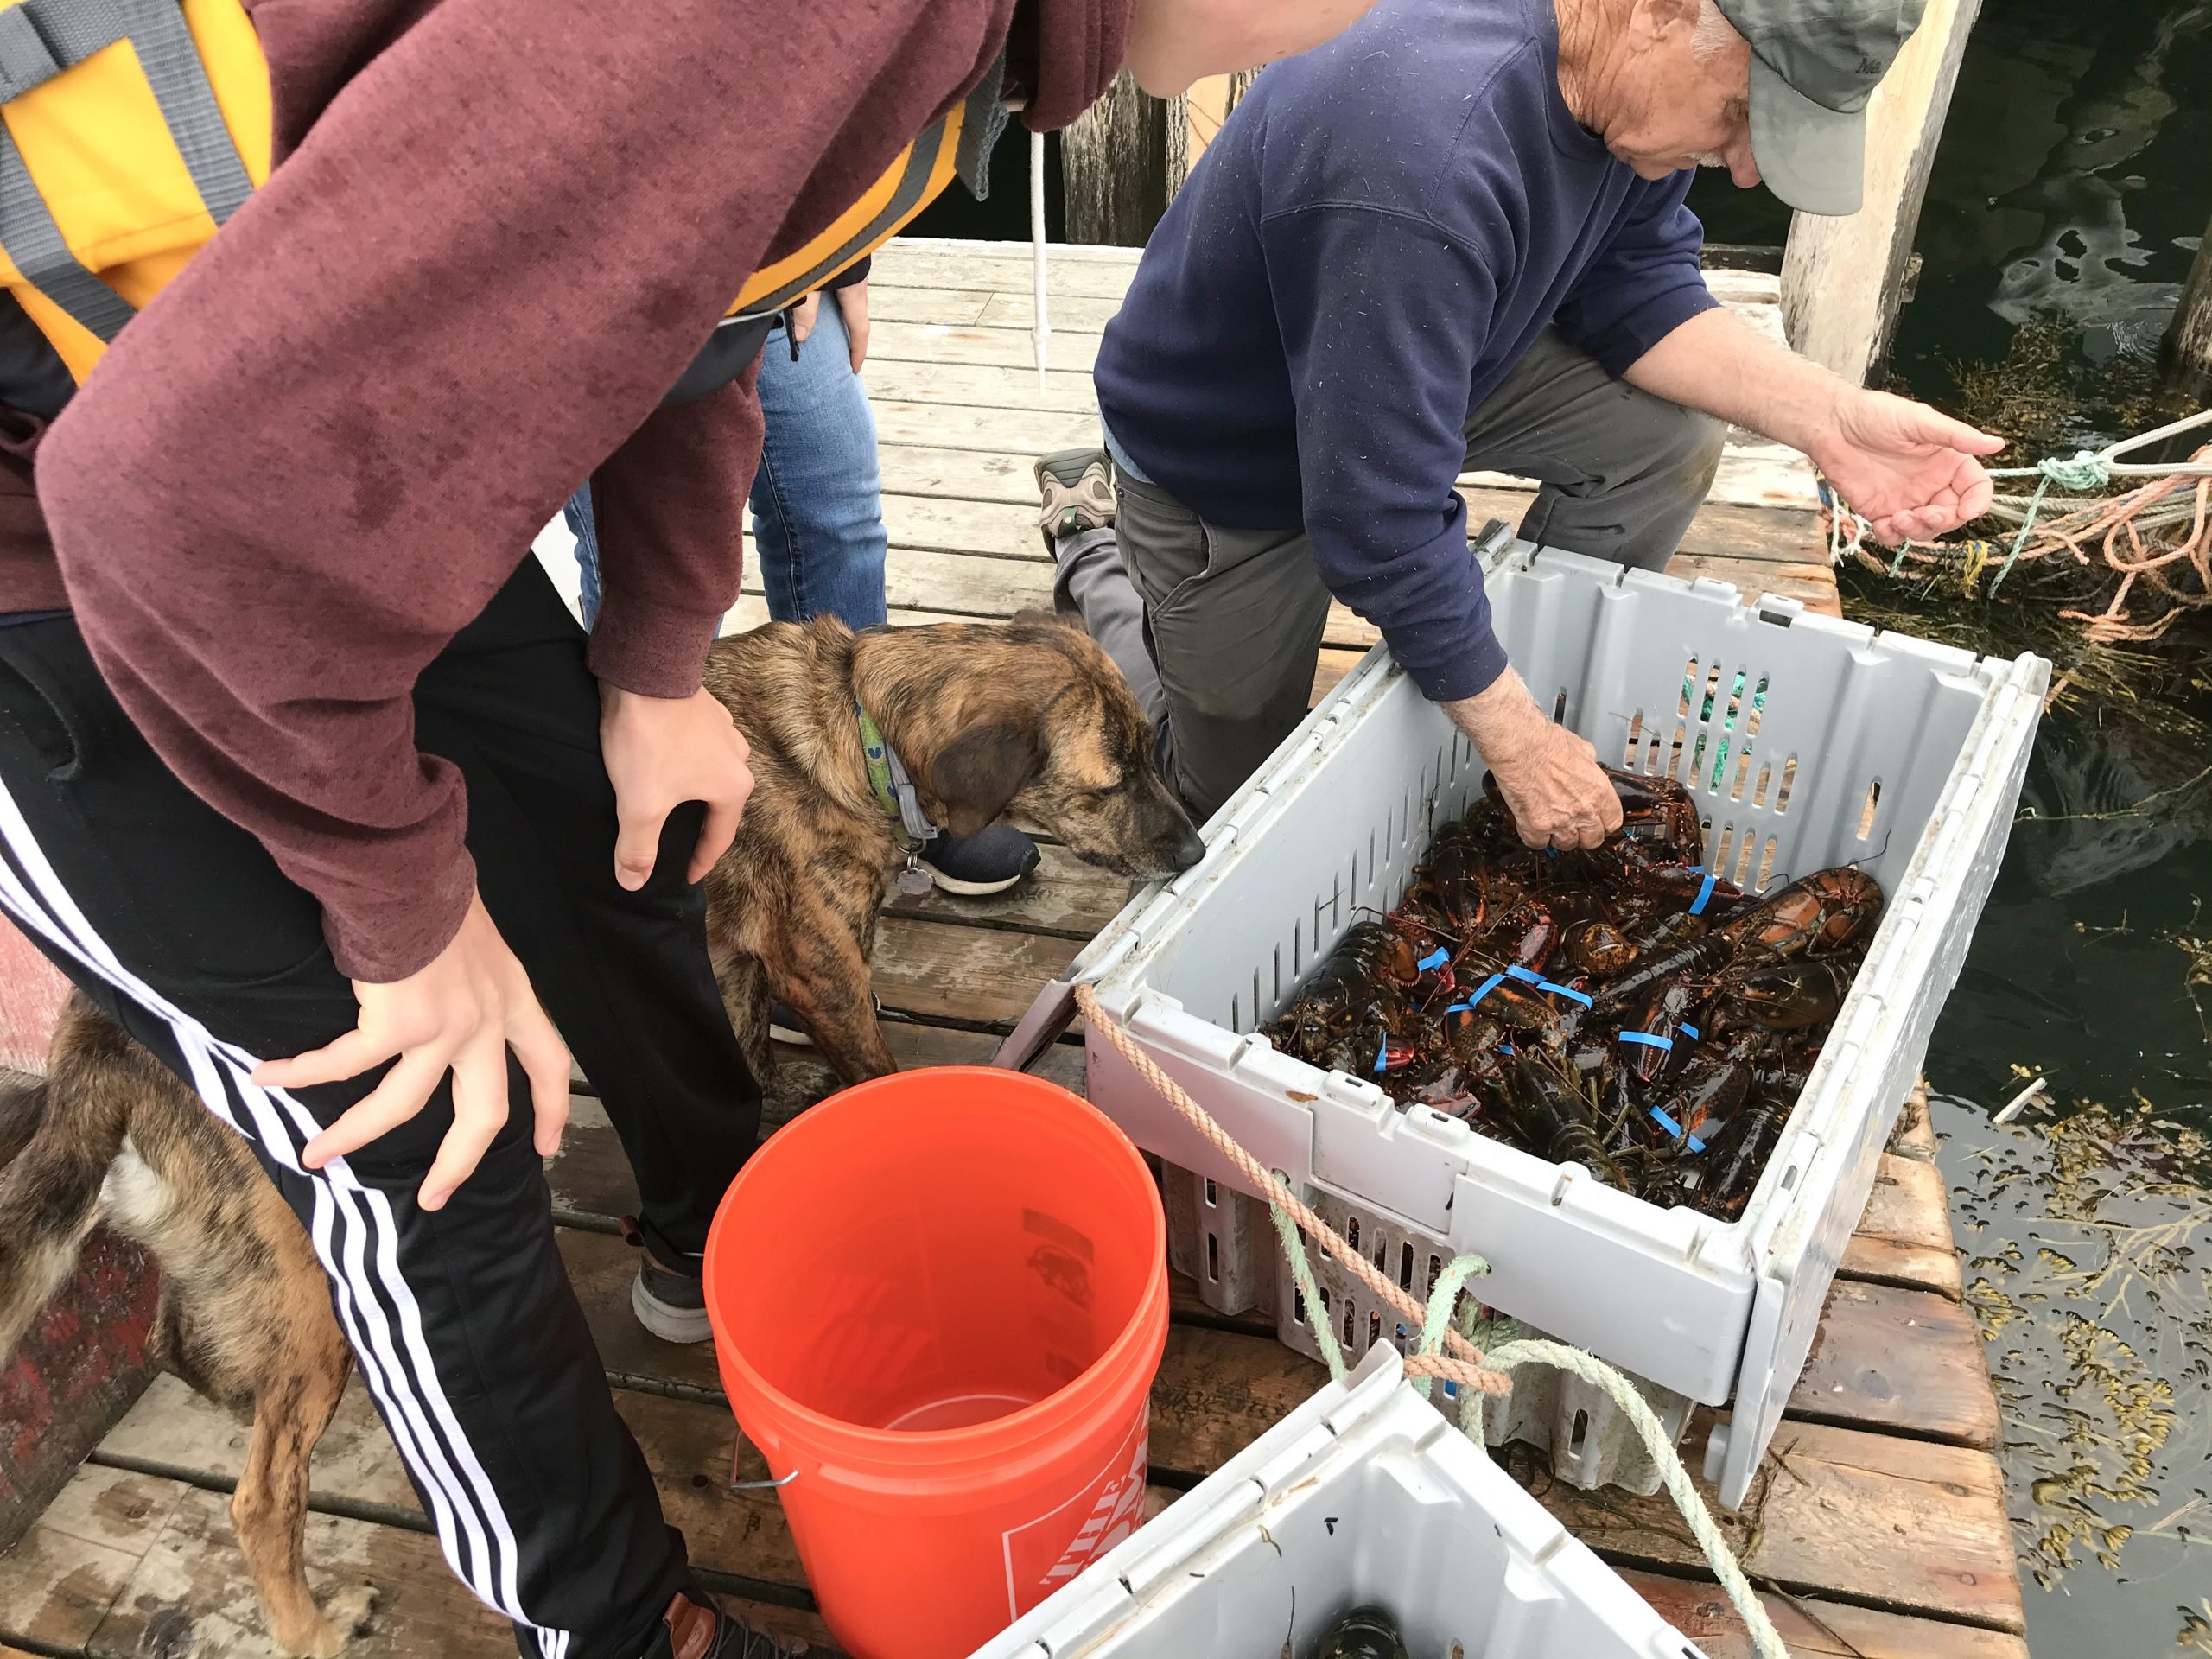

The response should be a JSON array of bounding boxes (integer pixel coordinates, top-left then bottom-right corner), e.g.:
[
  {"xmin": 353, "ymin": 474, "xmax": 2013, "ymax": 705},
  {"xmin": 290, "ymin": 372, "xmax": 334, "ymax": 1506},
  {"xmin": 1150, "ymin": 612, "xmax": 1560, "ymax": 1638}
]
[{"xmin": 1094, "ymin": 0, "xmax": 1717, "ymax": 701}]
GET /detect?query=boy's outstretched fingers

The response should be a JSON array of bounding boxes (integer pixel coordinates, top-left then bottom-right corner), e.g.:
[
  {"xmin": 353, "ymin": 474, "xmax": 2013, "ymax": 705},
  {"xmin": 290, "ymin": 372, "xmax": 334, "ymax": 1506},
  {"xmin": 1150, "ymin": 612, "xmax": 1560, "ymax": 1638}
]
[{"xmin": 251, "ymin": 890, "xmax": 571, "ymax": 1198}]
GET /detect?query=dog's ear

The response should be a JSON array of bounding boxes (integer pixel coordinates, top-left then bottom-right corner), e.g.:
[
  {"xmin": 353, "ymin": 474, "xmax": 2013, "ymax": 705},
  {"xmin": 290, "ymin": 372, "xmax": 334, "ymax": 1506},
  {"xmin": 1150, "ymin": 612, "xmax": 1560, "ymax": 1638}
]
[{"xmin": 929, "ymin": 720, "xmax": 1046, "ymax": 837}]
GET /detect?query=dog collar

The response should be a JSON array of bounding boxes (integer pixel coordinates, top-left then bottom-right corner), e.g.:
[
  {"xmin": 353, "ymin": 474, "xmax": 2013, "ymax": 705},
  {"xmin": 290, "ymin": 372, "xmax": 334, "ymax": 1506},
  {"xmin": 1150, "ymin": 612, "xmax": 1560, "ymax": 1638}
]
[{"xmin": 855, "ymin": 700, "xmax": 942, "ymax": 892}]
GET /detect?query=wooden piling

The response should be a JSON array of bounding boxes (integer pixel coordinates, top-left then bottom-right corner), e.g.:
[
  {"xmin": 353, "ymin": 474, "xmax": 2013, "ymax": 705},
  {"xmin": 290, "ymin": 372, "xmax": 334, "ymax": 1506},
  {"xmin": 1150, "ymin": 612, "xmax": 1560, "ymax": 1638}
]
[
  {"xmin": 2161, "ymin": 210, "xmax": 2212, "ymax": 402},
  {"xmin": 1780, "ymin": 0, "xmax": 1982, "ymax": 385},
  {"xmin": 1058, "ymin": 69, "xmax": 1185, "ymax": 247}
]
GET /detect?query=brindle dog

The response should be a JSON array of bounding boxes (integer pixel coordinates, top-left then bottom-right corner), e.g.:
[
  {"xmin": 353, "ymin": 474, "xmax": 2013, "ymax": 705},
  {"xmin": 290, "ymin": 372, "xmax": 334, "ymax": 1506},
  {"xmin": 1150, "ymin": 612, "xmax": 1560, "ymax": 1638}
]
[
  {"xmin": 0, "ymin": 609, "xmax": 1200, "ymax": 1652},
  {"xmin": 699, "ymin": 609, "xmax": 1203, "ymax": 1084},
  {"xmin": 0, "ymin": 995, "xmax": 374, "ymax": 1657}
]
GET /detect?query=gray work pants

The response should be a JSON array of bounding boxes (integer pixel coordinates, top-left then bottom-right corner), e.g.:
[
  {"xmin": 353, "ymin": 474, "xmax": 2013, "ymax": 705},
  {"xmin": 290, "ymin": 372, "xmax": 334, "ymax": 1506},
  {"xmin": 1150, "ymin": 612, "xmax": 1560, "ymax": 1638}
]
[{"xmin": 1056, "ymin": 327, "xmax": 1726, "ymax": 824}]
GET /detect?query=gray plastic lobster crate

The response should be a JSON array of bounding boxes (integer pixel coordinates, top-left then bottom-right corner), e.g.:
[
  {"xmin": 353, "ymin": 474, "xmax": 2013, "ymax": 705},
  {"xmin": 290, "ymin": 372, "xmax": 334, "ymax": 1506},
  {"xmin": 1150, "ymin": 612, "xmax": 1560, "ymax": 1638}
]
[
  {"xmin": 1030, "ymin": 542, "xmax": 2046, "ymax": 1508},
  {"xmin": 971, "ymin": 1345, "xmax": 1707, "ymax": 1659},
  {"xmin": 1162, "ymin": 1165, "xmax": 1693, "ymax": 1496}
]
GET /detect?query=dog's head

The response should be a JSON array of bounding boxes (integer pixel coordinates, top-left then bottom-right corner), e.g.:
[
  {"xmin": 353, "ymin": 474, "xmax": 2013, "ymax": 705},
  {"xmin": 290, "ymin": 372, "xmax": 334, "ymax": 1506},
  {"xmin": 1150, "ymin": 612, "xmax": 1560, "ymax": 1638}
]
[{"xmin": 875, "ymin": 615, "xmax": 1205, "ymax": 880}]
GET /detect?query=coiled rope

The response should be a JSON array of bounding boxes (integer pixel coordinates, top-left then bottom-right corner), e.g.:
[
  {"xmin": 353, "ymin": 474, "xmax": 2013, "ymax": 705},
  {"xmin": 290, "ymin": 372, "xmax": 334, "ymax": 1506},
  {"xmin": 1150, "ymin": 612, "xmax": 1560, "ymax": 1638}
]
[
  {"xmin": 1073, "ymin": 984, "xmax": 1790, "ymax": 1659},
  {"xmin": 1821, "ymin": 406, "xmax": 2212, "ymax": 635}
]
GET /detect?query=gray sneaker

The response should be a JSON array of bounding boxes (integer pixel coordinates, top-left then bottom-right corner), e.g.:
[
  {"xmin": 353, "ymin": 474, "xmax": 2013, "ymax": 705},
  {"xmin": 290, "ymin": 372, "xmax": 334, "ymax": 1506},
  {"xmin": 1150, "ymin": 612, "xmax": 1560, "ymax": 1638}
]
[
  {"xmin": 919, "ymin": 823, "xmax": 1042, "ymax": 896},
  {"xmin": 621, "ymin": 1217, "xmax": 711, "ymax": 1345},
  {"xmin": 1034, "ymin": 448, "xmax": 1115, "ymax": 553}
]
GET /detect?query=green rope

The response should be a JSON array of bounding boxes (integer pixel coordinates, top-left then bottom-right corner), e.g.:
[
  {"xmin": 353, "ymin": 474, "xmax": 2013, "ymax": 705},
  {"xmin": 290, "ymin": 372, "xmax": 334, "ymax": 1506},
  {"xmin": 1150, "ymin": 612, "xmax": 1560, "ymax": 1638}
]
[
  {"xmin": 1988, "ymin": 448, "xmax": 2114, "ymax": 490},
  {"xmin": 1268, "ymin": 1188, "xmax": 1347, "ymax": 1381},
  {"xmin": 1986, "ymin": 451, "xmax": 2113, "ymax": 593},
  {"xmin": 1411, "ymin": 1253, "xmax": 1491, "ymax": 1402},
  {"xmin": 1481, "ymin": 1335, "xmax": 1789, "ymax": 1659},
  {"xmin": 1989, "ymin": 473, "xmax": 2050, "ymax": 595}
]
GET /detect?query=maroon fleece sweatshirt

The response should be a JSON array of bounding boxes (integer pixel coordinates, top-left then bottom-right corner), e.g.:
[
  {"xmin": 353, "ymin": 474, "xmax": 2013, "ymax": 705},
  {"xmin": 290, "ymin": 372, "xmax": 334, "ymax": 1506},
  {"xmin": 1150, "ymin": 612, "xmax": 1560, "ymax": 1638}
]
[{"xmin": 8, "ymin": 0, "xmax": 1128, "ymax": 982}]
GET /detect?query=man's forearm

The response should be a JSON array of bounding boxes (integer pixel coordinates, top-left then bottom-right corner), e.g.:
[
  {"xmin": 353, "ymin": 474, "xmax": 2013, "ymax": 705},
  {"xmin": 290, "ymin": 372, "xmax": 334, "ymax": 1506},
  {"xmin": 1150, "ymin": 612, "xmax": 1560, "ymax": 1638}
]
[
  {"xmin": 1440, "ymin": 664, "xmax": 1546, "ymax": 752},
  {"xmin": 1621, "ymin": 308, "xmax": 1847, "ymax": 454},
  {"xmin": 589, "ymin": 369, "xmax": 764, "ymax": 699}
]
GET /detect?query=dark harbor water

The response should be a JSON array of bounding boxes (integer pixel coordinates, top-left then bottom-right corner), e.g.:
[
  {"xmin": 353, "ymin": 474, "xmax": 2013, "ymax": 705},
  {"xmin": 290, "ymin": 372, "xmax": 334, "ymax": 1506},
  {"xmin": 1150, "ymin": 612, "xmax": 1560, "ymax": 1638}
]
[
  {"xmin": 927, "ymin": 12, "xmax": 2212, "ymax": 1645},
  {"xmin": 1781, "ymin": 4, "xmax": 2211, "ymax": 1651}
]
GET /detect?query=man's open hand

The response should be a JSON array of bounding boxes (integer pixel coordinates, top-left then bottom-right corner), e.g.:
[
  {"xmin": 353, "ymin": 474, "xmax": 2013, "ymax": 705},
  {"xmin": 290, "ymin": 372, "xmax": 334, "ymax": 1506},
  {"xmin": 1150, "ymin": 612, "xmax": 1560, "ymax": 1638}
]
[
  {"xmin": 600, "ymin": 683, "xmax": 754, "ymax": 889},
  {"xmin": 253, "ymin": 892, "xmax": 570, "ymax": 1211},
  {"xmin": 1809, "ymin": 391, "xmax": 2005, "ymax": 545}
]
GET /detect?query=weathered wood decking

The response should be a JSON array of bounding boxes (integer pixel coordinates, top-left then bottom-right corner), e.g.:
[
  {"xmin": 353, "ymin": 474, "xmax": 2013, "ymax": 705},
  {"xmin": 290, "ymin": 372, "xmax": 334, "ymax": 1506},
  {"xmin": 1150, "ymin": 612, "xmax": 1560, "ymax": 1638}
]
[{"xmin": 0, "ymin": 242, "xmax": 2024, "ymax": 1658}]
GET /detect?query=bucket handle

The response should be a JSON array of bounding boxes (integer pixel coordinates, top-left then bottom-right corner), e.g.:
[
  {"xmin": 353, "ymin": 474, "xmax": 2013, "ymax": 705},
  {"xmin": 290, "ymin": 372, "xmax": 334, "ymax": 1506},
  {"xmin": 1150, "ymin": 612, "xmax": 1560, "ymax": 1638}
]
[
  {"xmin": 990, "ymin": 976, "xmax": 1080, "ymax": 1072},
  {"xmin": 728, "ymin": 1449, "xmax": 800, "ymax": 1491}
]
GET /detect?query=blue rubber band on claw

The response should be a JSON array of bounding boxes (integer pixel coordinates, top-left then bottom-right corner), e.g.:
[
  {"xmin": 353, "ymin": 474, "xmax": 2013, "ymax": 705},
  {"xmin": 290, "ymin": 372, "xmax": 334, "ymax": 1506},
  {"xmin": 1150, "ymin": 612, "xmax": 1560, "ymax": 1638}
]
[
  {"xmin": 1538, "ymin": 979, "xmax": 1594, "ymax": 1008},
  {"xmin": 1619, "ymin": 1031, "xmax": 1674, "ymax": 1052},
  {"xmin": 1649, "ymin": 1106, "xmax": 1707, "ymax": 1154},
  {"xmin": 1374, "ymin": 1039, "xmax": 1389, "ymax": 1075},
  {"xmin": 1461, "ymin": 973, "xmax": 1506, "ymax": 1010},
  {"xmin": 1689, "ymin": 871, "xmax": 1719, "ymax": 916},
  {"xmin": 1504, "ymin": 964, "xmax": 1542, "ymax": 985},
  {"xmin": 1417, "ymin": 948, "xmax": 1450, "ymax": 972},
  {"xmin": 1680, "ymin": 1022, "xmax": 1701, "ymax": 1041}
]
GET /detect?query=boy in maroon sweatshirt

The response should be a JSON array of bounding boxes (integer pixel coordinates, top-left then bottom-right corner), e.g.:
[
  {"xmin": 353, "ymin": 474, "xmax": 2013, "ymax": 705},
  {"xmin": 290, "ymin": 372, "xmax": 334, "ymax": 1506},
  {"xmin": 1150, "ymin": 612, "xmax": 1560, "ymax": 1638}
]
[{"xmin": 0, "ymin": 3, "xmax": 1370, "ymax": 1653}]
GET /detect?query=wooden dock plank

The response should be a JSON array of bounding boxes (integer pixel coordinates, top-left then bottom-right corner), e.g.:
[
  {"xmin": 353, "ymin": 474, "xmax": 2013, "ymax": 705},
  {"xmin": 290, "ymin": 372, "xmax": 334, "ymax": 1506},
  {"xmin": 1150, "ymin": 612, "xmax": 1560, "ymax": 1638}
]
[
  {"xmin": 867, "ymin": 915, "xmax": 1081, "ymax": 1027},
  {"xmin": 869, "ymin": 492, "xmax": 1045, "ymax": 558},
  {"xmin": 1622, "ymin": 1571, "xmax": 2029, "ymax": 1659},
  {"xmin": 1841, "ymin": 1152, "xmax": 1965, "ymax": 1300},
  {"xmin": 1788, "ymin": 1280, "xmax": 1996, "ymax": 1447},
  {"xmin": 866, "ymin": 320, "xmax": 1104, "ymax": 374},
  {"xmin": 863, "ymin": 358, "xmax": 1099, "ymax": 416},
  {"xmin": 871, "ymin": 398, "xmax": 1101, "ymax": 456},
  {"xmin": 17, "ymin": 1460, "xmax": 830, "ymax": 1659},
  {"xmin": 873, "ymin": 442, "xmax": 1046, "ymax": 504},
  {"xmin": 1499, "ymin": 1412, "xmax": 2021, "ymax": 1633},
  {"xmin": 745, "ymin": 541, "xmax": 1053, "ymax": 619},
  {"xmin": 864, "ymin": 283, "xmax": 994, "ymax": 327},
  {"xmin": 0, "ymin": 1465, "xmax": 180, "ymax": 1652}
]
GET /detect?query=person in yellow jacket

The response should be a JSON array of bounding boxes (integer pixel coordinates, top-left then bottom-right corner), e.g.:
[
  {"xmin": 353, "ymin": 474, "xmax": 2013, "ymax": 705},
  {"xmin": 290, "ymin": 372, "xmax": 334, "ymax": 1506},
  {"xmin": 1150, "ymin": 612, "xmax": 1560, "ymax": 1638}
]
[{"xmin": 0, "ymin": 2, "xmax": 1370, "ymax": 1655}]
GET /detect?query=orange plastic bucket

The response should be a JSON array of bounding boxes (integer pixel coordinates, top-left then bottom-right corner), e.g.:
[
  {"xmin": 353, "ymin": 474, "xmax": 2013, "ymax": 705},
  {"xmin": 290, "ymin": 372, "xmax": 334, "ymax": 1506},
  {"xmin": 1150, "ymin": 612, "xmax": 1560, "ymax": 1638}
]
[{"xmin": 703, "ymin": 1067, "xmax": 1168, "ymax": 1659}]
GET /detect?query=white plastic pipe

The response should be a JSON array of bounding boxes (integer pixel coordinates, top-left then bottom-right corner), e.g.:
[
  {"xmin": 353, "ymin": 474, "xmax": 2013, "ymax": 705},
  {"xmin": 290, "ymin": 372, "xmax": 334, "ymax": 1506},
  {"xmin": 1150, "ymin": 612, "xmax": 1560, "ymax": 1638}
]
[{"xmin": 1030, "ymin": 129, "xmax": 1050, "ymax": 394}]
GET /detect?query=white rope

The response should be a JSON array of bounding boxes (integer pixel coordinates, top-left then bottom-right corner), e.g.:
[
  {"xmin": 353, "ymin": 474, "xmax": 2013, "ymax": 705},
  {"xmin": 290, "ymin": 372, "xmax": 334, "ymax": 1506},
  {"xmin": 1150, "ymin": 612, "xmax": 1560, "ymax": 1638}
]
[
  {"xmin": 1029, "ymin": 129, "xmax": 1050, "ymax": 393},
  {"xmin": 1477, "ymin": 1332, "xmax": 1790, "ymax": 1659}
]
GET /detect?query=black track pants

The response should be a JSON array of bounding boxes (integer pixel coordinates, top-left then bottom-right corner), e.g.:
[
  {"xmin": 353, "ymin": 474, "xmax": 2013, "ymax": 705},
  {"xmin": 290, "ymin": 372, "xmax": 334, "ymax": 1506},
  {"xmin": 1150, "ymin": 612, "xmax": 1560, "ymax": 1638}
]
[{"xmin": 0, "ymin": 558, "xmax": 760, "ymax": 1659}]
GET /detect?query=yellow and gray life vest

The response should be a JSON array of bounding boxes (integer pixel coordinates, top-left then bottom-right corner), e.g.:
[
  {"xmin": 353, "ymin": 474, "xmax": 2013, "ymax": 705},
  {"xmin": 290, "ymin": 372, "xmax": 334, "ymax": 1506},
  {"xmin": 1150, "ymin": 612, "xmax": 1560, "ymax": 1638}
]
[{"xmin": 0, "ymin": 0, "xmax": 1005, "ymax": 416}]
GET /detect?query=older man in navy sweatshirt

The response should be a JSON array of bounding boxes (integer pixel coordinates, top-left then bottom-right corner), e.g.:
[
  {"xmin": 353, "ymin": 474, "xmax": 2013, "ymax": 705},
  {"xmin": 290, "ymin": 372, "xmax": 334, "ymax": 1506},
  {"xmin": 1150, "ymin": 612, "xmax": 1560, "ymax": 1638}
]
[{"xmin": 1041, "ymin": 0, "xmax": 2004, "ymax": 846}]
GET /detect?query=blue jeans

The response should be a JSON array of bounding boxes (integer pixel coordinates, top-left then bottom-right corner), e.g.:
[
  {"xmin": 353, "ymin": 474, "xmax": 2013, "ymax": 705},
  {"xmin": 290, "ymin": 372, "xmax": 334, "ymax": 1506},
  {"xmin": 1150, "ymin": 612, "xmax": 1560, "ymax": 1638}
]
[{"xmin": 567, "ymin": 296, "xmax": 889, "ymax": 631}]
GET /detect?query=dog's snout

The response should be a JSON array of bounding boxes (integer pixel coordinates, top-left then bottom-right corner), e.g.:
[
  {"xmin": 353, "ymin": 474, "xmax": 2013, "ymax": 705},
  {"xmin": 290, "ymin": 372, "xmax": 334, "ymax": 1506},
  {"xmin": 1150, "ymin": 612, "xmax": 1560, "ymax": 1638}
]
[{"xmin": 1167, "ymin": 823, "xmax": 1205, "ymax": 871}]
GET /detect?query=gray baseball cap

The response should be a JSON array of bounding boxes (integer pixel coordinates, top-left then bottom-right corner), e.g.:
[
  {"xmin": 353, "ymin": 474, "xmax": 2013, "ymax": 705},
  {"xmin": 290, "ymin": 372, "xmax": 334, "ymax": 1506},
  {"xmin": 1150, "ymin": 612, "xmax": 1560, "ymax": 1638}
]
[{"xmin": 1711, "ymin": 0, "xmax": 1928, "ymax": 216}]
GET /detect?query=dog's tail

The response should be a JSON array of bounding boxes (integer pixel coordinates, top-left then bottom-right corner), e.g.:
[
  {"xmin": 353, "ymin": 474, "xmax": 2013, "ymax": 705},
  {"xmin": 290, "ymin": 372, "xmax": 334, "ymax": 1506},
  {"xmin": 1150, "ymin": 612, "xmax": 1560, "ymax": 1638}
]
[{"xmin": 0, "ymin": 1062, "xmax": 122, "ymax": 1366}]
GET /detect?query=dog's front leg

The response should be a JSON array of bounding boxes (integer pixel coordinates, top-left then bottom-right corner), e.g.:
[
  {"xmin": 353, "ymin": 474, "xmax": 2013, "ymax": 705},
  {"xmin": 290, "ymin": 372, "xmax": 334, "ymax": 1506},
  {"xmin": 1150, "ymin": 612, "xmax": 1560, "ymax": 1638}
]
[{"xmin": 768, "ymin": 913, "xmax": 899, "ymax": 1085}]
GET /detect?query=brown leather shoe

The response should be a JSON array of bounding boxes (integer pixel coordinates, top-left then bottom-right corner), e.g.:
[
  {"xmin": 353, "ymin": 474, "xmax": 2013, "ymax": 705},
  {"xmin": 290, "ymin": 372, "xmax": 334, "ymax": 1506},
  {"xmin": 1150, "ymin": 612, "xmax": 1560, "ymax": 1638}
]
[{"xmin": 642, "ymin": 1591, "xmax": 842, "ymax": 1659}]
